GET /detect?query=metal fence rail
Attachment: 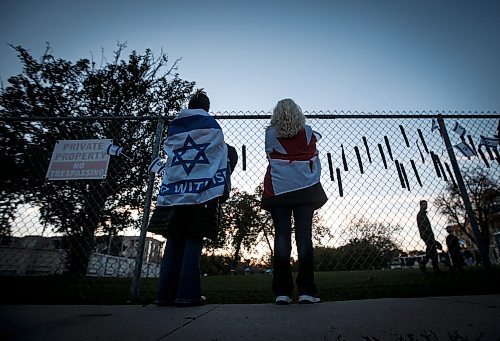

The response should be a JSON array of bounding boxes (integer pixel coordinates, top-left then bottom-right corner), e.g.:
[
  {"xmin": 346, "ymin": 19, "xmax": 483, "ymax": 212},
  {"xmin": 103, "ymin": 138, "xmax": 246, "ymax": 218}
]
[{"xmin": 1, "ymin": 112, "xmax": 499, "ymax": 303}]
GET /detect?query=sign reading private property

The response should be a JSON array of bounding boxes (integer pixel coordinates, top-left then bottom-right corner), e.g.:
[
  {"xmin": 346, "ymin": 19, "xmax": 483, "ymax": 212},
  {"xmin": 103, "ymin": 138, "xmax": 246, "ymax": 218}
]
[{"xmin": 46, "ymin": 139, "xmax": 112, "ymax": 180}]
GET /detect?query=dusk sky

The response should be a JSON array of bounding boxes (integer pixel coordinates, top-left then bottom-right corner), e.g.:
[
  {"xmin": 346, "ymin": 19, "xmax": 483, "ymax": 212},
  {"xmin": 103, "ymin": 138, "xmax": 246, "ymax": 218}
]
[{"xmin": 1, "ymin": 0, "xmax": 499, "ymax": 113}]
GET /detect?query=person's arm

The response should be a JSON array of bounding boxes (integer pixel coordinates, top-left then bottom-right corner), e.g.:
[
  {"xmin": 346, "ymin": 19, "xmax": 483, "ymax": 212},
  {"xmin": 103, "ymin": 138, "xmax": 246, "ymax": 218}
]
[{"xmin": 226, "ymin": 144, "xmax": 238, "ymax": 173}]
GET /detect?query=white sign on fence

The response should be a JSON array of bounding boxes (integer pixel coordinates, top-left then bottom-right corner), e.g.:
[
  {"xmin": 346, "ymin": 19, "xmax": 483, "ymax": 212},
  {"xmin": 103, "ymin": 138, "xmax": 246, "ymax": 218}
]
[{"xmin": 46, "ymin": 139, "xmax": 112, "ymax": 180}]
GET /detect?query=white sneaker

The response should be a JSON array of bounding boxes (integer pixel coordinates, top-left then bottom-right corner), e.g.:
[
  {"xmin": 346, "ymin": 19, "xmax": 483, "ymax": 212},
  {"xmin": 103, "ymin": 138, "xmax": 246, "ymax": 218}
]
[
  {"xmin": 298, "ymin": 295, "xmax": 321, "ymax": 304},
  {"xmin": 275, "ymin": 295, "xmax": 292, "ymax": 305}
]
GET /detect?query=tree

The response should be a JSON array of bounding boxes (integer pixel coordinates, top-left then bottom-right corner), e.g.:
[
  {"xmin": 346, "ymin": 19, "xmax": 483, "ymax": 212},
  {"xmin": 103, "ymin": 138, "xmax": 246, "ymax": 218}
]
[
  {"xmin": 435, "ymin": 169, "xmax": 500, "ymax": 258},
  {"xmin": 323, "ymin": 218, "xmax": 403, "ymax": 271},
  {"xmin": 0, "ymin": 43, "xmax": 195, "ymax": 273},
  {"xmin": 216, "ymin": 189, "xmax": 267, "ymax": 270},
  {"xmin": 211, "ymin": 185, "xmax": 335, "ymax": 268},
  {"xmin": 314, "ymin": 247, "xmax": 340, "ymax": 271},
  {"xmin": 200, "ymin": 254, "xmax": 232, "ymax": 275}
]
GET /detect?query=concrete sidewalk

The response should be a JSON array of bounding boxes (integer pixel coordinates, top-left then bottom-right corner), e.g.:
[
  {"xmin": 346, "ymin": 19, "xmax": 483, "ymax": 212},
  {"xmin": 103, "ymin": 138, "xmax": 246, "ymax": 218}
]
[{"xmin": 1, "ymin": 295, "xmax": 499, "ymax": 340}]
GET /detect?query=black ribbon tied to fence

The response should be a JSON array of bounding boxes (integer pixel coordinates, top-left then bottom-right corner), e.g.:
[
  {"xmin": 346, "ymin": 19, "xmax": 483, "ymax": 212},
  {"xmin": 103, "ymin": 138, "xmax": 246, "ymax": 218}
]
[
  {"xmin": 341, "ymin": 144, "xmax": 348, "ymax": 171},
  {"xmin": 354, "ymin": 146, "xmax": 364, "ymax": 174},
  {"xmin": 362, "ymin": 136, "xmax": 372, "ymax": 163},
  {"xmin": 336, "ymin": 168, "xmax": 343, "ymax": 197},
  {"xmin": 384, "ymin": 136, "xmax": 394, "ymax": 161},
  {"xmin": 394, "ymin": 160, "xmax": 406, "ymax": 189},
  {"xmin": 430, "ymin": 151, "xmax": 441, "ymax": 178},
  {"xmin": 399, "ymin": 125, "xmax": 410, "ymax": 148},
  {"xmin": 410, "ymin": 159, "xmax": 423, "ymax": 187},
  {"xmin": 378, "ymin": 143, "xmax": 388, "ymax": 169},
  {"xmin": 467, "ymin": 134, "xmax": 477, "ymax": 155},
  {"xmin": 417, "ymin": 129, "xmax": 429, "ymax": 154},
  {"xmin": 399, "ymin": 162, "xmax": 411, "ymax": 191},
  {"xmin": 416, "ymin": 140, "xmax": 425, "ymax": 164},
  {"xmin": 478, "ymin": 148, "xmax": 490, "ymax": 168},
  {"xmin": 327, "ymin": 152, "xmax": 335, "ymax": 181},
  {"xmin": 242, "ymin": 145, "xmax": 246, "ymax": 171},
  {"xmin": 485, "ymin": 147, "xmax": 495, "ymax": 161},
  {"xmin": 435, "ymin": 155, "xmax": 448, "ymax": 182},
  {"xmin": 444, "ymin": 162, "xmax": 457, "ymax": 188},
  {"xmin": 493, "ymin": 148, "xmax": 500, "ymax": 164}
]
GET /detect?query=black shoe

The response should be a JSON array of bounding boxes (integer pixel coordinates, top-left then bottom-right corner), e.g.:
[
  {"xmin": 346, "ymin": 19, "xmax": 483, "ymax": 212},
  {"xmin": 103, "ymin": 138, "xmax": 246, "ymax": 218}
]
[
  {"xmin": 417, "ymin": 261, "xmax": 427, "ymax": 273},
  {"xmin": 175, "ymin": 296, "xmax": 207, "ymax": 307}
]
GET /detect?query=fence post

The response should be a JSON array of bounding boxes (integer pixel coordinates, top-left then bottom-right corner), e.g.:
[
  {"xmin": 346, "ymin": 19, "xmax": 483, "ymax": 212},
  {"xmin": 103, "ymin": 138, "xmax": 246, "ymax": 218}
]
[
  {"xmin": 437, "ymin": 114, "xmax": 491, "ymax": 273},
  {"xmin": 129, "ymin": 116, "xmax": 165, "ymax": 301}
]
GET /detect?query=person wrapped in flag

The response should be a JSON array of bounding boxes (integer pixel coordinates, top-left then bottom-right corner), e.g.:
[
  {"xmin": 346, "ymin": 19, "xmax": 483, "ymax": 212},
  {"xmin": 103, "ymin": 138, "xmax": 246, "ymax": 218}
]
[
  {"xmin": 261, "ymin": 98, "xmax": 328, "ymax": 305},
  {"xmin": 149, "ymin": 89, "xmax": 230, "ymax": 307}
]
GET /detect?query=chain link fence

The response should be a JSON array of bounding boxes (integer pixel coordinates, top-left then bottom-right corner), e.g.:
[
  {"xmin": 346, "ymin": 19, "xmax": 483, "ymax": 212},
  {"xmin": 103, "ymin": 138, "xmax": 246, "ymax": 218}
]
[{"xmin": 1, "ymin": 112, "xmax": 499, "ymax": 303}]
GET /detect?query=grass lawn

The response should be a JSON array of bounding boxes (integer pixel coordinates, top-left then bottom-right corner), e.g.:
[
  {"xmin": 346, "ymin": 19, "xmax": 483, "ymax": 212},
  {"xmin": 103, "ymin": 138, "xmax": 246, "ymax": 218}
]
[{"xmin": 1, "ymin": 266, "xmax": 499, "ymax": 305}]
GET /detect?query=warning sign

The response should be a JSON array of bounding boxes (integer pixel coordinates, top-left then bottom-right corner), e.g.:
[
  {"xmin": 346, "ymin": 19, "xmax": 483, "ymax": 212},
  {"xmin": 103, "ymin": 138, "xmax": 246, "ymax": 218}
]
[{"xmin": 46, "ymin": 139, "xmax": 112, "ymax": 180}]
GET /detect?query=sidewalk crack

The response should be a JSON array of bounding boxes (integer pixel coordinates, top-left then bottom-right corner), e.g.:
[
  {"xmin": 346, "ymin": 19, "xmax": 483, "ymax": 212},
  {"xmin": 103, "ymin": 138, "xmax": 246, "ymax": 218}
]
[{"xmin": 156, "ymin": 305, "xmax": 221, "ymax": 340}]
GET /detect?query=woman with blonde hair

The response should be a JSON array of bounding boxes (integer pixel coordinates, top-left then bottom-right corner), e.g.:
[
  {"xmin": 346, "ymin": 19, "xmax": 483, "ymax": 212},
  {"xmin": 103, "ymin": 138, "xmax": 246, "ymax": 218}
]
[{"xmin": 261, "ymin": 98, "xmax": 328, "ymax": 305}]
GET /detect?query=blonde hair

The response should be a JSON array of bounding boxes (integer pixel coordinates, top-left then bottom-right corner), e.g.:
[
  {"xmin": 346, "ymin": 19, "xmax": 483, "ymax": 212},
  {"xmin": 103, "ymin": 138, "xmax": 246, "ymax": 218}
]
[{"xmin": 270, "ymin": 99, "xmax": 305, "ymax": 138}]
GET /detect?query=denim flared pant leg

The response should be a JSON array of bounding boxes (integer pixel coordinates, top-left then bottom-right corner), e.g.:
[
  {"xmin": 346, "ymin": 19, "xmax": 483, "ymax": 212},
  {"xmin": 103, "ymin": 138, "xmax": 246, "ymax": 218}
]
[
  {"xmin": 157, "ymin": 235, "xmax": 203, "ymax": 305},
  {"xmin": 270, "ymin": 206, "xmax": 294, "ymax": 296},
  {"xmin": 157, "ymin": 236, "xmax": 184, "ymax": 305},
  {"xmin": 270, "ymin": 204, "xmax": 317, "ymax": 297},
  {"xmin": 175, "ymin": 237, "xmax": 203, "ymax": 304},
  {"xmin": 293, "ymin": 204, "xmax": 317, "ymax": 296}
]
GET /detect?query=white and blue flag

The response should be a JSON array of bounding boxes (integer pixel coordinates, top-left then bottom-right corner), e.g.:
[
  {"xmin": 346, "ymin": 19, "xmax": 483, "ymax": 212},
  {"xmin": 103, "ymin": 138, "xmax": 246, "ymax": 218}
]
[
  {"xmin": 148, "ymin": 157, "xmax": 167, "ymax": 173},
  {"xmin": 106, "ymin": 143, "xmax": 123, "ymax": 156},
  {"xmin": 156, "ymin": 109, "xmax": 228, "ymax": 206},
  {"xmin": 478, "ymin": 135, "xmax": 499, "ymax": 148},
  {"xmin": 454, "ymin": 141, "xmax": 476, "ymax": 157},
  {"xmin": 431, "ymin": 118, "xmax": 439, "ymax": 133},
  {"xmin": 452, "ymin": 121, "xmax": 466, "ymax": 138},
  {"xmin": 106, "ymin": 143, "xmax": 130, "ymax": 159}
]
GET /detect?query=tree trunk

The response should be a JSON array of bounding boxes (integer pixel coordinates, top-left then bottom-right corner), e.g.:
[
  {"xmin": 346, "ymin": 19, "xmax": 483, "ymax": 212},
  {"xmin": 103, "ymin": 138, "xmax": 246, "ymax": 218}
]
[
  {"xmin": 66, "ymin": 182, "xmax": 110, "ymax": 275},
  {"xmin": 232, "ymin": 240, "xmax": 242, "ymax": 271}
]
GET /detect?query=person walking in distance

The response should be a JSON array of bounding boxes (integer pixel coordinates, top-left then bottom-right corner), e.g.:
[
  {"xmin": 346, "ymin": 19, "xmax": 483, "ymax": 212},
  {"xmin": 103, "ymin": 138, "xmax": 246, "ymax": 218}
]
[
  {"xmin": 445, "ymin": 226, "xmax": 465, "ymax": 273},
  {"xmin": 417, "ymin": 200, "xmax": 441, "ymax": 273}
]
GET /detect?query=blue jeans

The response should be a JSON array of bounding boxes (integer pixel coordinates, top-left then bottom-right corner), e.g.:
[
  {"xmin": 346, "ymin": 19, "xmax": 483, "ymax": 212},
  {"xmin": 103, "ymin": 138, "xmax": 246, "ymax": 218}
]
[
  {"xmin": 157, "ymin": 235, "xmax": 203, "ymax": 305},
  {"xmin": 270, "ymin": 204, "xmax": 317, "ymax": 297}
]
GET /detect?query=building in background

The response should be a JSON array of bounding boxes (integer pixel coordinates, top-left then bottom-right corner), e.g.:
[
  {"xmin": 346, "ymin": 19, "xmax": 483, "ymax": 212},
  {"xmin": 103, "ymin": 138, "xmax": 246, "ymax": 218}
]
[{"xmin": 0, "ymin": 235, "xmax": 164, "ymax": 277}]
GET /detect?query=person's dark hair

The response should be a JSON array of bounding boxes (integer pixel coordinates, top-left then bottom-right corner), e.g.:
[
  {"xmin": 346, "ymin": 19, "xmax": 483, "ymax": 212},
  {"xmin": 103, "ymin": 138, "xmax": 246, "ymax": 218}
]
[{"xmin": 188, "ymin": 89, "xmax": 210, "ymax": 112}]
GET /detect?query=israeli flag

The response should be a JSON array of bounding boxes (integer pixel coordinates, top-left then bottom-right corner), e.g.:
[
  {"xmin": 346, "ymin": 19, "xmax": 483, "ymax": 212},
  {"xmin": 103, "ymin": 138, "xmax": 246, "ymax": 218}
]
[
  {"xmin": 452, "ymin": 121, "xmax": 466, "ymax": 138},
  {"xmin": 156, "ymin": 109, "xmax": 228, "ymax": 206},
  {"xmin": 148, "ymin": 157, "xmax": 167, "ymax": 173},
  {"xmin": 454, "ymin": 142, "xmax": 476, "ymax": 157},
  {"xmin": 107, "ymin": 143, "xmax": 123, "ymax": 156},
  {"xmin": 478, "ymin": 135, "xmax": 499, "ymax": 148},
  {"xmin": 431, "ymin": 118, "xmax": 439, "ymax": 133}
]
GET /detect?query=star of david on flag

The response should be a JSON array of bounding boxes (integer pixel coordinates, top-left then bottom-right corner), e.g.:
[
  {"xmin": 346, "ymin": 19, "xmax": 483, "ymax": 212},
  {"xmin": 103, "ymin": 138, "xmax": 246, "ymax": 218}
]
[
  {"xmin": 156, "ymin": 108, "xmax": 228, "ymax": 206},
  {"xmin": 171, "ymin": 135, "xmax": 210, "ymax": 175},
  {"xmin": 454, "ymin": 141, "xmax": 476, "ymax": 157},
  {"xmin": 478, "ymin": 135, "xmax": 499, "ymax": 148}
]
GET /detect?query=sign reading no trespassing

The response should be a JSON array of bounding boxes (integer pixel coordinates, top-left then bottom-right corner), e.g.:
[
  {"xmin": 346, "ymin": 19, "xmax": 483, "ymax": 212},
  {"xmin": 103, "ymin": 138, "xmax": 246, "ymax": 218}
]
[{"xmin": 46, "ymin": 139, "xmax": 112, "ymax": 180}]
